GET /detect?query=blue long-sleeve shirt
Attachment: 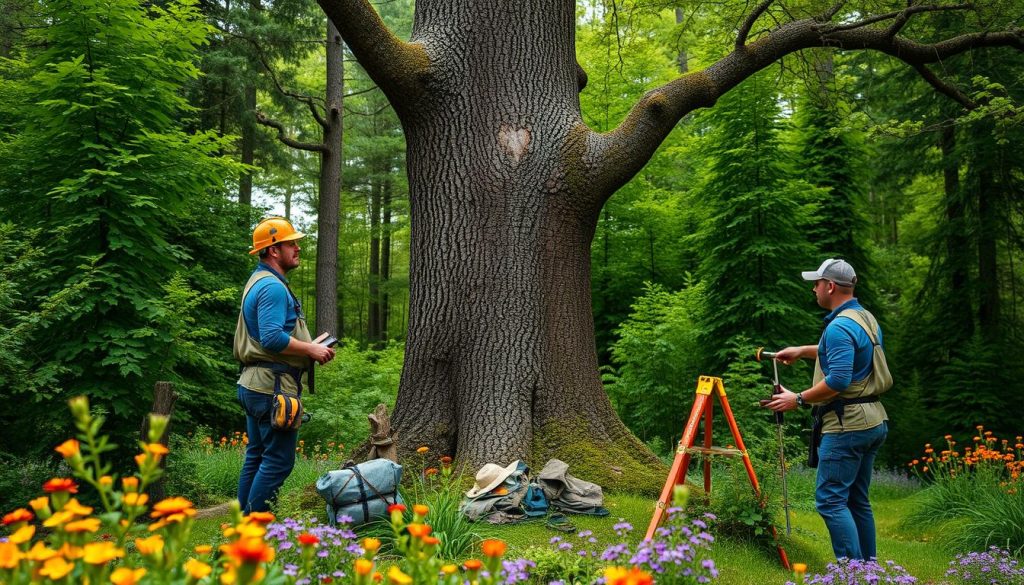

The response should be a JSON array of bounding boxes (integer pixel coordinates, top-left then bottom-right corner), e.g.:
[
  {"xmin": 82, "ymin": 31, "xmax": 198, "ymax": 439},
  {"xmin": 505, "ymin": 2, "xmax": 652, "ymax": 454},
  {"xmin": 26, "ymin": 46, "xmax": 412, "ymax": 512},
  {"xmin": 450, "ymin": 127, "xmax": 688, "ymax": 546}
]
[
  {"xmin": 241, "ymin": 263, "xmax": 300, "ymax": 353},
  {"xmin": 818, "ymin": 298, "xmax": 884, "ymax": 392}
]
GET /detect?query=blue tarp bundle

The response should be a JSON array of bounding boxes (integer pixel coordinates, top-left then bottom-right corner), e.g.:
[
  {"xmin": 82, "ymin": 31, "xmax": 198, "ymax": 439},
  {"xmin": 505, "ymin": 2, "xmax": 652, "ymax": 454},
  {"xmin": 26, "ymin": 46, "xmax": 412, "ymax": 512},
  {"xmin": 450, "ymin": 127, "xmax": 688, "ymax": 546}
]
[{"xmin": 316, "ymin": 459, "xmax": 403, "ymax": 525}]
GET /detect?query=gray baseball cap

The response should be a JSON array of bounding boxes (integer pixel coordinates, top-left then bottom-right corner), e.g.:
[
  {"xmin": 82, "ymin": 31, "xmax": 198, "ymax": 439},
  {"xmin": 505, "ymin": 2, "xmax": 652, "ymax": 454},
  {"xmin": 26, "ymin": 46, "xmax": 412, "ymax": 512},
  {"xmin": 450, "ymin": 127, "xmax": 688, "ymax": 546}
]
[{"xmin": 801, "ymin": 258, "xmax": 857, "ymax": 287}]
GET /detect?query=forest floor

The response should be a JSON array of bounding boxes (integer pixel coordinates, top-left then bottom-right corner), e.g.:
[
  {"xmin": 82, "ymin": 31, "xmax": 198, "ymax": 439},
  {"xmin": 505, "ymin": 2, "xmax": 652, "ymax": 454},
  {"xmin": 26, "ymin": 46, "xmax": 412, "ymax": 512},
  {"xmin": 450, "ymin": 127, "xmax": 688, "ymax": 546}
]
[{"xmin": 191, "ymin": 467, "xmax": 953, "ymax": 584}]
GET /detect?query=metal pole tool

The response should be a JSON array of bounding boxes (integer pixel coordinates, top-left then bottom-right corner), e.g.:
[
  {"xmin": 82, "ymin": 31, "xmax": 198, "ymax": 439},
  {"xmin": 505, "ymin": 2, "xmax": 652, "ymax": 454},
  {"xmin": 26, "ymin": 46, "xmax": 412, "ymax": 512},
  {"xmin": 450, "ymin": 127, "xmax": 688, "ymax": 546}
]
[{"xmin": 755, "ymin": 348, "xmax": 792, "ymax": 536}]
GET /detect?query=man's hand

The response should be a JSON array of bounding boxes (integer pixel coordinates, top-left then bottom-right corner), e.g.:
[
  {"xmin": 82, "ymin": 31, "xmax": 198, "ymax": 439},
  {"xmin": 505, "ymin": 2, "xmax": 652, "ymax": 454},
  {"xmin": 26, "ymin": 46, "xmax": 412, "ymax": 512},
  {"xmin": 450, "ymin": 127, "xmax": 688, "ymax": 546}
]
[
  {"xmin": 765, "ymin": 385, "xmax": 799, "ymax": 412},
  {"xmin": 773, "ymin": 345, "xmax": 814, "ymax": 365},
  {"xmin": 307, "ymin": 342, "xmax": 335, "ymax": 365}
]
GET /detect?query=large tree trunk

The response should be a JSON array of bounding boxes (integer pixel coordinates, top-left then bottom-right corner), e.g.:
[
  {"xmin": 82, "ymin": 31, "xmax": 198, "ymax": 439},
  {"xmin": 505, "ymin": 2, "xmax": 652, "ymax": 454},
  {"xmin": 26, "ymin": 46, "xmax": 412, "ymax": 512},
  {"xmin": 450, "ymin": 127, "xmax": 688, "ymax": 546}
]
[
  {"xmin": 385, "ymin": 0, "xmax": 661, "ymax": 491},
  {"xmin": 381, "ymin": 177, "xmax": 392, "ymax": 340},
  {"xmin": 319, "ymin": 0, "xmax": 1024, "ymax": 493},
  {"xmin": 315, "ymin": 20, "xmax": 343, "ymax": 336}
]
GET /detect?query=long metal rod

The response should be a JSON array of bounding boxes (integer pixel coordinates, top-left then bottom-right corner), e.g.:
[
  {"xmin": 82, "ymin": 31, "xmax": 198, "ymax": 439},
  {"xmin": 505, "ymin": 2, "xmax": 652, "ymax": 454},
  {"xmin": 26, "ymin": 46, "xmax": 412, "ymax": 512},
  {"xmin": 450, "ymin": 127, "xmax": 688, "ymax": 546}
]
[{"xmin": 771, "ymin": 357, "xmax": 792, "ymax": 536}]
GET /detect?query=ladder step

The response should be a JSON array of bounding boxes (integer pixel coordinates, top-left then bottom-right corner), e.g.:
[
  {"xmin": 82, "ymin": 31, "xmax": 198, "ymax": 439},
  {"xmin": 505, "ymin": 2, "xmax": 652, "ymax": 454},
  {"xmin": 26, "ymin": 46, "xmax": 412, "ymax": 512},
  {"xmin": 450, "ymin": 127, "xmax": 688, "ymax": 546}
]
[{"xmin": 681, "ymin": 446, "xmax": 744, "ymax": 457}]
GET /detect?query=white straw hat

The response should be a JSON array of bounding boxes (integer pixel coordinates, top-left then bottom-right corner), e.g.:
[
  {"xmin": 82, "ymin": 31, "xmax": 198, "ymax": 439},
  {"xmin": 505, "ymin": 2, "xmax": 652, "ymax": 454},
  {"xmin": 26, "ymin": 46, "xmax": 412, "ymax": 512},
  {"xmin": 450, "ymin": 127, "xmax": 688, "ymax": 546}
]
[{"xmin": 465, "ymin": 460, "xmax": 520, "ymax": 498}]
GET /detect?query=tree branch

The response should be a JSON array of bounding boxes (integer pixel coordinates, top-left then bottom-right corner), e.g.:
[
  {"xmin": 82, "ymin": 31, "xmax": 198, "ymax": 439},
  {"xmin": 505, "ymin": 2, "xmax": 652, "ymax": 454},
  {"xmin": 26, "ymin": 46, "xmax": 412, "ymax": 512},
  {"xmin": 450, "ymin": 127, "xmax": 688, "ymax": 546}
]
[
  {"xmin": 736, "ymin": 0, "xmax": 775, "ymax": 48},
  {"xmin": 911, "ymin": 63, "xmax": 979, "ymax": 109},
  {"xmin": 316, "ymin": 0, "xmax": 430, "ymax": 115},
  {"xmin": 824, "ymin": 4, "xmax": 974, "ymax": 34},
  {"xmin": 588, "ymin": 13, "xmax": 1024, "ymax": 198},
  {"xmin": 255, "ymin": 112, "xmax": 328, "ymax": 152}
]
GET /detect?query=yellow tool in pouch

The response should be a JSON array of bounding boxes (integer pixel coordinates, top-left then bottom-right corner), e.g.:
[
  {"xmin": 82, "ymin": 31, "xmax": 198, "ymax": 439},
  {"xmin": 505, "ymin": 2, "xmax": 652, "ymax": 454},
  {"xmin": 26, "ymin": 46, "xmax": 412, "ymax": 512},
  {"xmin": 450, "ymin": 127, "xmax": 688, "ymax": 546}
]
[{"xmin": 272, "ymin": 391, "xmax": 304, "ymax": 431}]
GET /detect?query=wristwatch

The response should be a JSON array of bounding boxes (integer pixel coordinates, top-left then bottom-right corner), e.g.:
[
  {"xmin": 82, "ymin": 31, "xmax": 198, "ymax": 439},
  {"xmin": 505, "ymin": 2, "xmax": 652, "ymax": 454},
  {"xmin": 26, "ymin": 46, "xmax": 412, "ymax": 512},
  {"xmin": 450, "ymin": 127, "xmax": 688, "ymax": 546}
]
[{"xmin": 795, "ymin": 392, "xmax": 807, "ymax": 408}]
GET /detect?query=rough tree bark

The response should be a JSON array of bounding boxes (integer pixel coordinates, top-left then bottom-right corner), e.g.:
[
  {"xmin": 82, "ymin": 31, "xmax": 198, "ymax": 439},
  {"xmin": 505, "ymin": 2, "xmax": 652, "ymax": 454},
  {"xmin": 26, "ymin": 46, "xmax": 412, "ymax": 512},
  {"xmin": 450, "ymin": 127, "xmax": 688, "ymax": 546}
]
[{"xmin": 317, "ymin": 0, "xmax": 1024, "ymax": 488}]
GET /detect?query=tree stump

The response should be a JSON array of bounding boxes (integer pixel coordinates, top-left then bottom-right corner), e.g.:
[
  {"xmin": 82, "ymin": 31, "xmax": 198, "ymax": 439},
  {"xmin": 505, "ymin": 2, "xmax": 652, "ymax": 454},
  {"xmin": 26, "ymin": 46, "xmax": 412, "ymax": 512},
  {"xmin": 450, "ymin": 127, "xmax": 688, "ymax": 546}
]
[
  {"xmin": 141, "ymin": 381, "xmax": 178, "ymax": 501},
  {"xmin": 367, "ymin": 403, "xmax": 398, "ymax": 462}
]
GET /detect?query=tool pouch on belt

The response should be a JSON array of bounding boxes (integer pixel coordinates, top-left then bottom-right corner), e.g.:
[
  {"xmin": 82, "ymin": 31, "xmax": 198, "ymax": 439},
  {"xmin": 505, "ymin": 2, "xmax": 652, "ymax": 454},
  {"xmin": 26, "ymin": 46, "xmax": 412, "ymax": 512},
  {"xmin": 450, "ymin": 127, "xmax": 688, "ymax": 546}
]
[
  {"xmin": 807, "ymin": 395, "xmax": 880, "ymax": 468},
  {"xmin": 250, "ymin": 361, "xmax": 306, "ymax": 431}
]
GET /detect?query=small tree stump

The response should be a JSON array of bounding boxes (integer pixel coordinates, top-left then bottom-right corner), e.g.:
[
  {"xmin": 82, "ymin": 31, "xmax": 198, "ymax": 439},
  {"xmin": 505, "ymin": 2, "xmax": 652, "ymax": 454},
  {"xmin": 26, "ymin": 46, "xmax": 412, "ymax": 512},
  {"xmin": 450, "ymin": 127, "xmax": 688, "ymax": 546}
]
[{"xmin": 367, "ymin": 403, "xmax": 398, "ymax": 462}]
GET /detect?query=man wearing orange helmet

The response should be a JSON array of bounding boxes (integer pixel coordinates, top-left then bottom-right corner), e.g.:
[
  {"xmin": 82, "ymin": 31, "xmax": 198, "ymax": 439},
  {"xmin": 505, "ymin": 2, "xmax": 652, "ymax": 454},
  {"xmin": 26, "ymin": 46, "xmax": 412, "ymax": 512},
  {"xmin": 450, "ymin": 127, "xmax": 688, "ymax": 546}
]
[{"xmin": 233, "ymin": 217, "xmax": 335, "ymax": 513}]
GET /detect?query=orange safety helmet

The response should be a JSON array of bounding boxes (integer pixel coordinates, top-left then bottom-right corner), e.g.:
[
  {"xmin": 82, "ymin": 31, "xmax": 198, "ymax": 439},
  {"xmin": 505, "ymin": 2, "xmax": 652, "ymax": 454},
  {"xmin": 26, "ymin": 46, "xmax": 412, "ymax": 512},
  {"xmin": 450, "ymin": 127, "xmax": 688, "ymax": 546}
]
[{"xmin": 249, "ymin": 217, "xmax": 305, "ymax": 255}]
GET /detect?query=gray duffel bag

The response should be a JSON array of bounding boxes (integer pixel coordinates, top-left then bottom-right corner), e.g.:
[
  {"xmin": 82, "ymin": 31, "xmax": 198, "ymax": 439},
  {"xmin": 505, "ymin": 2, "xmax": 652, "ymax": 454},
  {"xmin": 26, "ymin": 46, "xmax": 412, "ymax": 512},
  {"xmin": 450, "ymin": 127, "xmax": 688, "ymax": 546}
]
[{"xmin": 316, "ymin": 459, "xmax": 403, "ymax": 525}]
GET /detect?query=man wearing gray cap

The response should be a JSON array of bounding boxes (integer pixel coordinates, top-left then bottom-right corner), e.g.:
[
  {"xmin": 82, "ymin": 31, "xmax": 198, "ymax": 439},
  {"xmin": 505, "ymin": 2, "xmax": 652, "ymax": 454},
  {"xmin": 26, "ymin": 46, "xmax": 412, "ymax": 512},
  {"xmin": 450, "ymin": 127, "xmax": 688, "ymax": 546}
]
[{"xmin": 766, "ymin": 258, "xmax": 892, "ymax": 560}]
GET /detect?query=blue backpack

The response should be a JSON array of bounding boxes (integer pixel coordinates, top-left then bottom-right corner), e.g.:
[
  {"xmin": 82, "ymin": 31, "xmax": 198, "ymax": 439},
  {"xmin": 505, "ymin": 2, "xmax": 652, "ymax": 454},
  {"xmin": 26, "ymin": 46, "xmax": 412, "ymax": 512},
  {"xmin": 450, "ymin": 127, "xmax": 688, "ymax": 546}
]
[{"xmin": 523, "ymin": 482, "xmax": 549, "ymax": 517}]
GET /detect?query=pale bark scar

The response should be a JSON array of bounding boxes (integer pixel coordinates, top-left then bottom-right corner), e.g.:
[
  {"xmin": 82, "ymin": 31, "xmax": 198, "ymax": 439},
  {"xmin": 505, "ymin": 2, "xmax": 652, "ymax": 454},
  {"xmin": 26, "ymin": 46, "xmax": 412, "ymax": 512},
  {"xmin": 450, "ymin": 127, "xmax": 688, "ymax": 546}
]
[{"xmin": 498, "ymin": 124, "xmax": 531, "ymax": 163}]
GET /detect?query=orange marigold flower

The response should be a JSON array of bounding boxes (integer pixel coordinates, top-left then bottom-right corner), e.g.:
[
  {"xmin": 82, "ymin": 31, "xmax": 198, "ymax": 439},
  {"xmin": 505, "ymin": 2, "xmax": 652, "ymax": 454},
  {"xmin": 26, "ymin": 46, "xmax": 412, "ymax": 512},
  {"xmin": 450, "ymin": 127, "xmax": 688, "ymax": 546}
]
[
  {"xmin": 135, "ymin": 535, "xmax": 164, "ymax": 555},
  {"xmin": 144, "ymin": 443, "xmax": 170, "ymax": 456},
  {"xmin": 0, "ymin": 542, "xmax": 21, "ymax": 569},
  {"xmin": 387, "ymin": 504, "xmax": 406, "ymax": 514},
  {"xmin": 42, "ymin": 478, "xmax": 78, "ymax": 493},
  {"xmin": 185, "ymin": 558, "xmax": 212, "ymax": 579},
  {"xmin": 25, "ymin": 542, "xmax": 57, "ymax": 562},
  {"xmin": 194, "ymin": 545, "xmax": 213, "ymax": 555},
  {"xmin": 28, "ymin": 497, "xmax": 49, "ymax": 512},
  {"xmin": 82, "ymin": 541, "xmax": 125, "ymax": 565},
  {"xmin": 463, "ymin": 559, "xmax": 483, "ymax": 571},
  {"xmin": 245, "ymin": 511, "xmax": 276, "ymax": 525},
  {"xmin": 39, "ymin": 556, "xmax": 74, "ymax": 580},
  {"xmin": 413, "ymin": 504, "xmax": 429, "ymax": 517},
  {"xmin": 922, "ymin": 466, "xmax": 929, "ymax": 472},
  {"xmin": 422, "ymin": 536, "xmax": 441, "ymax": 546},
  {"xmin": 110, "ymin": 567, "xmax": 147, "ymax": 585},
  {"xmin": 354, "ymin": 558, "xmax": 374, "ymax": 576},
  {"xmin": 425, "ymin": 468, "xmax": 439, "ymax": 476},
  {"xmin": 54, "ymin": 439, "xmax": 80, "ymax": 459},
  {"xmin": 64, "ymin": 518, "xmax": 101, "ymax": 533},
  {"xmin": 416, "ymin": 446, "xmax": 429, "ymax": 454},
  {"xmin": 604, "ymin": 566, "xmax": 653, "ymax": 585},
  {"xmin": 406, "ymin": 523, "xmax": 431, "ymax": 538},
  {"xmin": 373, "ymin": 572, "xmax": 383, "ymax": 582},
  {"xmin": 441, "ymin": 564, "xmax": 458, "ymax": 576},
  {"xmin": 151, "ymin": 497, "xmax": 196, "ymax": 519},
  {"xmin": 298, "ymin": 533, "xmax": 320, "ymax": 547},
  {"xmin": 99, "ymin": 475, "xmax": 114, "ymax": 486},
  {"xmin": 58, "ymin": 543, "xmax": 83, "ymax": 560},
  {"xmin": 362, "ymin": 538, "xmax": 381, "ymax": 554},
  {"xmin": 222, "ymin": 538, "xmax": 275, "ymax": 564},
  {"xmin": 2, "ymin": 508, "xmax": 33, "ymax": 525},
  {"xmin": 482, "ymin": 539, "xmax": 507, "ymax": 558},
  {"xmin": 440, "ymin": 456, "xmax": 453, "ymax": 465}
]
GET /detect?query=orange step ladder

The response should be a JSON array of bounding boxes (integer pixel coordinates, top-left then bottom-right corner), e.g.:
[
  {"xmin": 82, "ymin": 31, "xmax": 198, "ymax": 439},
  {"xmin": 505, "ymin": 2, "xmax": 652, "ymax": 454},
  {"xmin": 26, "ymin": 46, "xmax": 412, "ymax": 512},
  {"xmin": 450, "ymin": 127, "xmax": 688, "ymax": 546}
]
[{"xmin": 645, "ymin": 375, "xmax": 790, "ymax": 569}]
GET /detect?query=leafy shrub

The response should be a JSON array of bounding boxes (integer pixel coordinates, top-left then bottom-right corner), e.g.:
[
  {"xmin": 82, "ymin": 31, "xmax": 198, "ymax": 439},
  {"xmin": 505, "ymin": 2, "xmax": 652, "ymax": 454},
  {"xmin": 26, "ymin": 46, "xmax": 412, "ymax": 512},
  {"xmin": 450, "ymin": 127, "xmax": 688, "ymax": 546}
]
[
  {"xmin": 300, "ymin": 342, "xmax": 404, "ymax": 449},
  {"xmin": 905, "ymin": 426, "xmax": 1024, "ymax": 553}
]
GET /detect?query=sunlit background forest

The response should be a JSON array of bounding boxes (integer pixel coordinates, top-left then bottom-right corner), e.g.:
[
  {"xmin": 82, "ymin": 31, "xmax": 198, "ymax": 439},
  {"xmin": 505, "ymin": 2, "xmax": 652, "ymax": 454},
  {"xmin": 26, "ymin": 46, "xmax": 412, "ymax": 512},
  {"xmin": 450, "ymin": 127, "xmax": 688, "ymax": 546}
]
[{"xmin": 1, "ymin": 0, "xmax": 1022, "ymax": 502}]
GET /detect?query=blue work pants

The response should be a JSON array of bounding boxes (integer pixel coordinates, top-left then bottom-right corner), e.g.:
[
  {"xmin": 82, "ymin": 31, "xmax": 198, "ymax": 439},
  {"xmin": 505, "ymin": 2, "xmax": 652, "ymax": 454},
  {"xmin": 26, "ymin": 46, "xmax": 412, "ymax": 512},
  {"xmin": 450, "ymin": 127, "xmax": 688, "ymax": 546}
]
[
  {"xmin": 815, "ymin": 421, "xmax": 888, "ymax": 560},
  {"xmin": 236, "ymin": 385, "xmax": 298, "ymax": 513}
]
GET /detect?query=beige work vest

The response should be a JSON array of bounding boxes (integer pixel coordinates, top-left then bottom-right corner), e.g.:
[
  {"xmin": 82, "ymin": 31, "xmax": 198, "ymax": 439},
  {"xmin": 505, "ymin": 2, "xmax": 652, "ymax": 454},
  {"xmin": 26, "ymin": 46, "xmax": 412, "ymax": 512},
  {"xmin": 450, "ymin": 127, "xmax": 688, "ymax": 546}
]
[
  {"xmin": 813, "ymin": 308, "xmax": 891, "ymax": 433},
  {"xmin": 233, "ymin": 270, "xmax": 312, "ymax": 396}
]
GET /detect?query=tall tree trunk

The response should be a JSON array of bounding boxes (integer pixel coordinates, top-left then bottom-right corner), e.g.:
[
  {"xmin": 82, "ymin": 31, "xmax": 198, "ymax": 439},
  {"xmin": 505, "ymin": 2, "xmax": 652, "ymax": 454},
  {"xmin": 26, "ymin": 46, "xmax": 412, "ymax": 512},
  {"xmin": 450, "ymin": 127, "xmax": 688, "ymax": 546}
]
[
  {"xmin": 368, "ymin": 177, "xmax": 382, "ymax": 344},
  {"xmin": 977, "ymin": 167, "xmax": 1000, "ymax": 341},
  {"xmin": 386, "ymin": 0, "xmax": 660, "ymax": 489},
  {"xmin": 315, "ymin": 20, "xmax": 343, "ymax": 335},
  {"xmin": 239, "ymin": 83, "xmax": 256, "ymax": 206},
  {"xmin": 941, "ymin": 125, "xmax": 973, "ymax": 338},
  {"xmin": 381, "ymin": 177, "xmax": 392, "ymax": 341}
]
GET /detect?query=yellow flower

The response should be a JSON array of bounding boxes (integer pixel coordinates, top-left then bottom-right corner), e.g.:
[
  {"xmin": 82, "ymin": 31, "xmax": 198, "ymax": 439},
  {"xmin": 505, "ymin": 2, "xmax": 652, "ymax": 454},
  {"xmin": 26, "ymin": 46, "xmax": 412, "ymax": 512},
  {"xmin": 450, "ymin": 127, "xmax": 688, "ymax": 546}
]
[
  {"xmin": 122, "ymin": 476, "xmax": 140, "ymax": 492},
  {"xmin": 28, "ymin": 496, "xmax": 50, "ymax": 512},
  {"xmin": 361, "ymin": 537, "xmax": 381, "ymax": 555},
  {"xmin": 793, "ymin": 563, "xmax": 808, "ymax": 574},
  {"xmin": 99, "ymin": 475, "xmax": 114, "ymax": 486},
  {"xmin": 194, "ymin": 545, "xmax": 213, "ymax": 555},
  {"xmin": 63, "ymin": 498, "xmax": 94, "ymax": 516},
  {"xmin": 441, "ymin": 564, "xmax": 458, "ymax": 575},
  {"xmin": 151, "ymin": 497, "xmax": 196, "ymax": 518},
  {"xmin": 144, "ymin": 443, "xmax": 170, "ymax": 456},
  {"xmin": 135, "ymin": 534, "xmax": 164, "ymax": 556},
  {"xmin": 416, "ymin": 446, "xmax": 429, "ymax": 454},
  {"xmin": 64, "ymin": 518, "xmax": 101, "ymax": 533},
  {"xmin": 413, "ymin": 504, "xmax": 429, "ymax": 517},
  {"xmin": 185, "ymin": 558, "xmax": 212, "ymax": 579},
  {"xmin": 54, "ymin": 439, "xmax": 80, "ymax": 458},
  {"xmin": 0, "ymin": 542, "xmax": 22, "ymax": 569},
  {"xmin": 25, "ymin": 542, "xmax": 58, "ymax": 562},
  {"xmin": 9, "ymin": 524, "xmax": 35, "ymax": 544},
  {"xmin": 83, "ymin": 541, "xmax": 125, "ymax": 565},
  {"xmin": 43, "ymin": 509, "xmax": 75, "ymax": 528},
  {"xmin": 123, "ymin": 492, "xmax": 149, "ymax": 508},
  {"xmin": 58, "ymin": 543, "xmax": 84, "ymax": 560},
  {"xmin": 39, "ymin": 556, "xmax": 74, "ymax": 580},
  {"xmin": 110, "ymin": 566, "xmax": 147, "ymax": 585},
  {"xmin": 387, "ymin": 566, "xmax": 413, "ymax": 585}
]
